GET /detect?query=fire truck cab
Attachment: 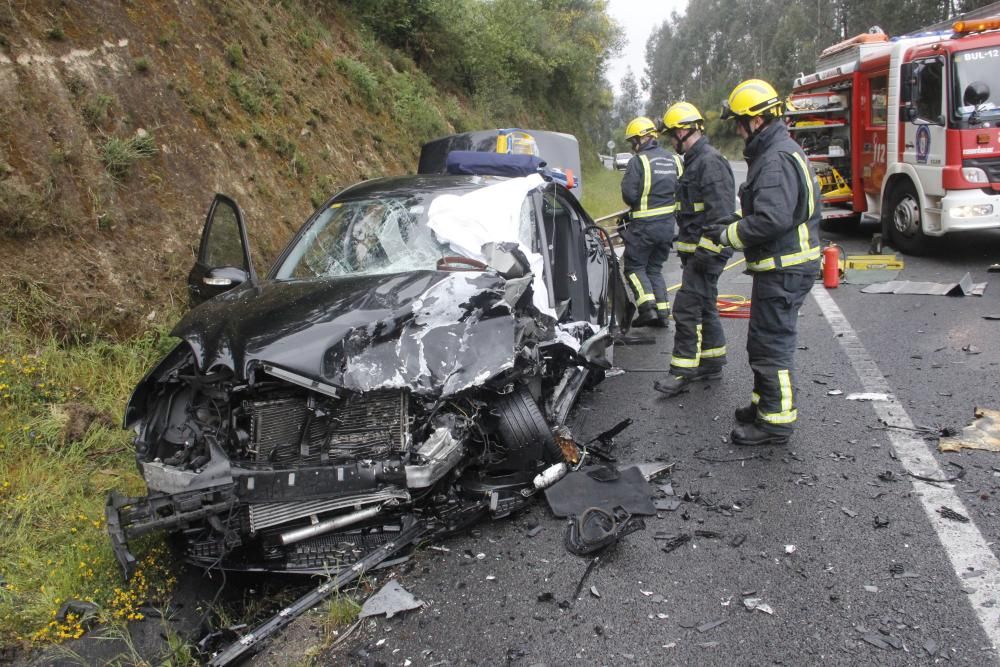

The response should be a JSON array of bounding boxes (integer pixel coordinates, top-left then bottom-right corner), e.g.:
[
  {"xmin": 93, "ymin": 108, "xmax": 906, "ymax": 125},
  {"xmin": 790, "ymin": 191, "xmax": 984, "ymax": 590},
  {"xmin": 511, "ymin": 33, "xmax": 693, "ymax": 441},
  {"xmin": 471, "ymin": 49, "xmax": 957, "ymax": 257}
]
[{"xmin": 788, "ymin": 15, "xmax": 1000, "ymax": 254}]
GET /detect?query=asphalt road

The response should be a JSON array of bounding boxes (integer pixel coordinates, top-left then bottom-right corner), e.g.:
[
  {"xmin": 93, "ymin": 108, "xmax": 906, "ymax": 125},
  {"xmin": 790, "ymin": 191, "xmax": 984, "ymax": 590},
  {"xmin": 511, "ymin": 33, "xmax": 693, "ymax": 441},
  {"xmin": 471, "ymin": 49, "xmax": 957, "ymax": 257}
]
[{"xmin": 290, "ymin": 169, "xmax": 1000, "ymax": 666}]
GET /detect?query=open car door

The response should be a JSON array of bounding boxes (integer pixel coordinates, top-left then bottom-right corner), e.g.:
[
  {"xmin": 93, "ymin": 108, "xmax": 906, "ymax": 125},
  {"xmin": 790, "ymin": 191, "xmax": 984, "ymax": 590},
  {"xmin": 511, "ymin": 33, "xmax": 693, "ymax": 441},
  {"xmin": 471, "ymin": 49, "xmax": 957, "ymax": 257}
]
[
  {"xmin": 531, "ymin": 183, "xmax": 627, "ymax": 329},
  {"xmin": 187, "ymin": 194, "xmax": 256, "ymax": 307}
]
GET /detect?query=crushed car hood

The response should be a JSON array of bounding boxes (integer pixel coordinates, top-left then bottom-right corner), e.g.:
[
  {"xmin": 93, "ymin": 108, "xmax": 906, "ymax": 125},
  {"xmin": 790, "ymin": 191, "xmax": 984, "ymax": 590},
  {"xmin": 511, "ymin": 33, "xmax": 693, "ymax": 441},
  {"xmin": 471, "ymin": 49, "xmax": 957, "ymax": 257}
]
[{"xmin": 171, "ymin": 270, "xmax": 523, "ymax": 397}]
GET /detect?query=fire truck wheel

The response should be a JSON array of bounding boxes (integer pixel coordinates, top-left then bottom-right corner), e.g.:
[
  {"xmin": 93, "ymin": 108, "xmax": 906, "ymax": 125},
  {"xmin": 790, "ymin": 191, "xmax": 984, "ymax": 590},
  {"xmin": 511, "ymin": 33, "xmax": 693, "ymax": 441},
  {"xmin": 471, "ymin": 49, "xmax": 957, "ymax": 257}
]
[{"xmin": 887, "ymin": 180, "xmax": 930, "ymax": 256}]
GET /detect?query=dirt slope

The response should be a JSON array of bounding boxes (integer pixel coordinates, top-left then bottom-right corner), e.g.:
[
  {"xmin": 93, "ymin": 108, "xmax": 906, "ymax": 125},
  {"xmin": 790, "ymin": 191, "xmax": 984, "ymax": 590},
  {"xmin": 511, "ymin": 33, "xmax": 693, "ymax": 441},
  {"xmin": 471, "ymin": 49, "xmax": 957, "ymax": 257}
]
[{"xmin": 0, "ymin": 0, "xmax": 471, "ymax": 339}]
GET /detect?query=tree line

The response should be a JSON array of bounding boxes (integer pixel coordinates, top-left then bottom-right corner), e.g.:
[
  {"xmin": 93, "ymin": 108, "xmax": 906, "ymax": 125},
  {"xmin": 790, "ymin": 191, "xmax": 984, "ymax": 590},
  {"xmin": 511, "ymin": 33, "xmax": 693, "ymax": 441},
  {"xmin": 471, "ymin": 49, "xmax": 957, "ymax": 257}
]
[
  {"xmin": 640, "ymin": 0, "xmax": 998, "ymax": 148},
  {"xmin": 340, "ymin": 1, "xmax": 997, "ymax": 158},
  {"xmin": 340, "ymin": 0, "xmax": 622, "ymax": 152}
]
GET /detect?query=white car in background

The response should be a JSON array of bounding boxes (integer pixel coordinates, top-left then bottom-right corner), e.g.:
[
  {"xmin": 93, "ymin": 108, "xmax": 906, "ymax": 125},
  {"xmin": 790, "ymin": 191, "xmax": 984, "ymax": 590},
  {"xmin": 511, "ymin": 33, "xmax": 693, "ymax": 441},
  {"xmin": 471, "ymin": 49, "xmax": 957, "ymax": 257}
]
[{"xmin": 614, "ymin": 152, "xmax": 632, "ymax": 170}]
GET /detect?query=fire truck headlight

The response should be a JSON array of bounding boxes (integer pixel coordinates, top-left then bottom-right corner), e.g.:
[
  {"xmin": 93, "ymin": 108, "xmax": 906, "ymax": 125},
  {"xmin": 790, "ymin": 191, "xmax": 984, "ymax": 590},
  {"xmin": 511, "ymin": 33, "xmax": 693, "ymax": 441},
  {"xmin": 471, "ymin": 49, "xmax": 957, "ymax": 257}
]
[
  {"xmin": 950, "ymin": 204, "xmax": 994, "ymax": 218},
  {"xmin": 962, "ymin": 167, "xmax": 989, "ymax": 184}
]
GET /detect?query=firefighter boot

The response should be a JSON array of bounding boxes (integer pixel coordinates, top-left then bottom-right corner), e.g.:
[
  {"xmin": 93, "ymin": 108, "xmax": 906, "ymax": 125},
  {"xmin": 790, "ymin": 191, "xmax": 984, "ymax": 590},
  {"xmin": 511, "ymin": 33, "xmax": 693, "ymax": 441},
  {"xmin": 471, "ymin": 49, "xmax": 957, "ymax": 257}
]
[
  {"xmin": 730, "ymin": 422, "xmax": 790, "ymax": 447},
  {"xmin": 634, "ymin": 304, "xmax": 658, "ymax": 327},
  {"xmin": 655, "ymin": 304, "xmax": 671, "ymax": 329},
  {"xmin": 695, "ymin": 366, "xmax": 723, "ymax": 382},
  {"xmin": 734, "ymin": 404, "xmax": 756, "ymax": 424},
  {"xmin": 653, "ymin": 374, "xmax": 692, "ymax": 397}
]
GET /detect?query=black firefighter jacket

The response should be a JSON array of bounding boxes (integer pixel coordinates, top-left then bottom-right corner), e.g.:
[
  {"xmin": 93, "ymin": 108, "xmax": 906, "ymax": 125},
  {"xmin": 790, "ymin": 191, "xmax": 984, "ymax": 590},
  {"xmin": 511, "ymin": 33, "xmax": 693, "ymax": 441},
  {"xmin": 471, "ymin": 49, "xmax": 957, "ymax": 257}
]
[
  {"xmin": 675, "ymin": 136, "xmax": 735, "ymax": 264},
  {"xmin": 725, "ymin": 122, "xmax": 821, "ymax": 275},
  {"xmin": 621, "ymin": 140, "xmax": 682, "ymax": 224}
]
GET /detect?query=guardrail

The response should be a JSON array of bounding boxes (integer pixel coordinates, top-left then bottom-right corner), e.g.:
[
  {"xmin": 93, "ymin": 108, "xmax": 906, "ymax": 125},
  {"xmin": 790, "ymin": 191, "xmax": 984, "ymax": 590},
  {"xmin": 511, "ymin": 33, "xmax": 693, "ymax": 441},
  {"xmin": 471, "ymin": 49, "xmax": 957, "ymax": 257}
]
[{"xmin": 593, "ymin": 208, "xmax": 629, "ymax": 245}]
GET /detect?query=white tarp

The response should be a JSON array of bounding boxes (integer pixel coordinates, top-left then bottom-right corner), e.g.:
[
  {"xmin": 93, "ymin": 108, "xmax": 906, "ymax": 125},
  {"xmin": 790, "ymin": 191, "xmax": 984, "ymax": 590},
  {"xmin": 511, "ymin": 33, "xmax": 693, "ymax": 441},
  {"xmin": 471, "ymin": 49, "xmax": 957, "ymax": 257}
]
[{"xmin": 427, "ymin": 174, "xmax": 554, "ymax": 316}]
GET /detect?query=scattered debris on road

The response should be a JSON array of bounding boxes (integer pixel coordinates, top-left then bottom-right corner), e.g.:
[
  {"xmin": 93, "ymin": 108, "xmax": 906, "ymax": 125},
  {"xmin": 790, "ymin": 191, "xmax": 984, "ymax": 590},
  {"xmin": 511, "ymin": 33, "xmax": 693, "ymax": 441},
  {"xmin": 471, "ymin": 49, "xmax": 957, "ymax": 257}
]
[
  {"xmin": 939, "ymin": 408, "xmax": 1000, "ymax": 453},
  {"xmin": 658, "ymin": 533, "xmax": 692, "ymax": 554},
  {"xmin": 937, "ymin": 506, "xmax": 970, "ymax": 523},
  {"xmin": 907, "ymin": 461, "xmax": 966, "ymax": 483},
  {"xmin": 696, "ymin": 618, "xmax": 727, "ymax": 633},
  {"xmin": 742, "ymin": 597, "xmax": 774, "ymax": 615},
  {"xmin": 861, "ymin": 271, "xmax": 987, "ymax": 296},
  {"xmin": 358, "ymin": 580, "xmax": 426, "ymax": 620},
  {"xmin": 845, "ymin": 392, "xmax": 890, "ymax": 401}
]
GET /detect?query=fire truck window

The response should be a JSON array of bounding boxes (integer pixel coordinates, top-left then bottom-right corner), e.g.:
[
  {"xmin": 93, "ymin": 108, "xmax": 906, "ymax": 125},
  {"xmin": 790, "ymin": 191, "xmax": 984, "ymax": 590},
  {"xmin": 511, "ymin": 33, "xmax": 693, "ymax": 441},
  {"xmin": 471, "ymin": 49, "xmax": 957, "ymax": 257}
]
[
  {"xmin": 914, "ymin": 59, "xmax": 943, "ymax": 123},
  {"xmin": 869, "ymin": 76, "xmax": 888, "ymax": 126}
]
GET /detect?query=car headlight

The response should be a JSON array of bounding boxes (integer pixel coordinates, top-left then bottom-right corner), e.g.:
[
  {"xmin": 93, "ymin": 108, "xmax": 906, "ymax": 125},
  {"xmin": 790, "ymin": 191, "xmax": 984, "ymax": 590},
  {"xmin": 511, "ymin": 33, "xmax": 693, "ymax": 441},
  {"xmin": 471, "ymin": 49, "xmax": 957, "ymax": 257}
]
[
  {"xmin": 950, "ymin": 203, "xmax": 994, "ymax": 218},
  {"xmin": 962, "ymin": 167, "xmax": 989, "ymax": 184}
]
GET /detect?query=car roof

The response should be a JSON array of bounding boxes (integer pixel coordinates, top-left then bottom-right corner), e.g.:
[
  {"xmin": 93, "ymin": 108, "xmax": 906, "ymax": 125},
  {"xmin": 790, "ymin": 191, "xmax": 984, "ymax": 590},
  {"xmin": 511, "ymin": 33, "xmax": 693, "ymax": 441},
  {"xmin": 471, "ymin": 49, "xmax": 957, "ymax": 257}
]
[{"xmin": 334, "ymin": 174, "xmax": 510, "ymax": 201}]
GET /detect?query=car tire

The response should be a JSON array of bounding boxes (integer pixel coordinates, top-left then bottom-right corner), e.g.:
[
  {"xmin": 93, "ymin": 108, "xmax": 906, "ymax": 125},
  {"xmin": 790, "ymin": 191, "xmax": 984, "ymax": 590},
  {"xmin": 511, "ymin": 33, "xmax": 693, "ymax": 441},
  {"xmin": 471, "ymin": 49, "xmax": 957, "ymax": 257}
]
[
  {"xmin": 495, "ymin": 387, "xmax": 562, "ymax": 466},
  {"xmin": 886, "ymin": 180, "xmax": 931, "ymax": 256}
]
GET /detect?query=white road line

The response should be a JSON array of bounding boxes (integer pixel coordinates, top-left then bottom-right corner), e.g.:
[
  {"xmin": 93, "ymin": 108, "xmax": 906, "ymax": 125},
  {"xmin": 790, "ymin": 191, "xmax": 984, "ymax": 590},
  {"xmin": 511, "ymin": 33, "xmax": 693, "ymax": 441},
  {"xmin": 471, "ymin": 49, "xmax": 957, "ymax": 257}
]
[{"xmin": 812, "ymin": 285, "xmax": 1000, "ymax": 654}]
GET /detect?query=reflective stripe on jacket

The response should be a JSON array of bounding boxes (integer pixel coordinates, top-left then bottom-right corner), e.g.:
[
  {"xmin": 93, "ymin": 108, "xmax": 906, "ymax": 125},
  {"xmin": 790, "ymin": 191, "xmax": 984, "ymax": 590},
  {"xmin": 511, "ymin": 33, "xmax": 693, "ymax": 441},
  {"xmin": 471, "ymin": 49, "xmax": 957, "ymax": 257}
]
[
  {"xmin": 621, "ymin": 141, "xmax": 682, "ymax": 223},
  {"xmin": 725, "ymin": 123, "xmax": 821, "ymax": 274},
  {"xmin": 676, "ymin": 137, "xmax": 736, "ymax": 257}
]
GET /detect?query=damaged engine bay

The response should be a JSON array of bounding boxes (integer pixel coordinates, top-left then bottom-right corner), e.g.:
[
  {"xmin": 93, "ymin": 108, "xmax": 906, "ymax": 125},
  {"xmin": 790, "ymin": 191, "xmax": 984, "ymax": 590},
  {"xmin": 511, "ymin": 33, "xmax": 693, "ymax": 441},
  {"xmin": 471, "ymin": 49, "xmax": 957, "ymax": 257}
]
[{"xmin": 107, "ymin": 270, "xmax": 607, "ymax": 579}]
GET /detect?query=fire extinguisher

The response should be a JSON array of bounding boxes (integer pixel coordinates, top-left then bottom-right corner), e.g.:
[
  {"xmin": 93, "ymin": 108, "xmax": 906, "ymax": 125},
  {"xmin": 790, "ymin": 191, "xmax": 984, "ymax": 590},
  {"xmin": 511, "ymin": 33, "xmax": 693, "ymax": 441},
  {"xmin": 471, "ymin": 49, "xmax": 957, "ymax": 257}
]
[{"xmin": 822, "ymin": 243, "xmax": 844, "ymax": 288}]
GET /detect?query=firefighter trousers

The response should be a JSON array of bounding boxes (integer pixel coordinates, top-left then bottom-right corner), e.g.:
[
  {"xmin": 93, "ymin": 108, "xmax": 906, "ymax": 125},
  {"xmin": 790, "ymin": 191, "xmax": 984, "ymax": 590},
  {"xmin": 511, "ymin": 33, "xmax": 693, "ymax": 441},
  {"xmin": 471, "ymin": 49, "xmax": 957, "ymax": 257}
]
[
  {"xmin": 670, "ymin": 259, "xmax": 726, "ymax": 377},
  {"xmin": 747, "ymin": 271, "xmax": 814, "ymax": 435},
  {"xmin": 622, "ymin": 219, "xmax": 673, "ymax": 315}
]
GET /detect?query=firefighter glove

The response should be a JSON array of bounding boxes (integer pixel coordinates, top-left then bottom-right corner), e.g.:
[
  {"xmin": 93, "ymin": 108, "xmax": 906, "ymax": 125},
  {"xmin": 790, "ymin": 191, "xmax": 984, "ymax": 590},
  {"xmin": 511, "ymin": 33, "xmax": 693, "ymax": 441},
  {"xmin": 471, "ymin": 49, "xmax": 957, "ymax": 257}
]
[{"xmin": 702, "ymin": 223, "xmax": 727, "ymax": 245}]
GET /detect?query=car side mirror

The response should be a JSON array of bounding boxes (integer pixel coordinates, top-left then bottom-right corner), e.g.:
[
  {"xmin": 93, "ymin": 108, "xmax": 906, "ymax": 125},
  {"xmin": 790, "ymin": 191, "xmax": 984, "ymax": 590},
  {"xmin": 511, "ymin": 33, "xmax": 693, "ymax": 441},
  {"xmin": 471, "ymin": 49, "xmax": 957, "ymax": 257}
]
[
  {"xmin": 904, "ymin": 106, "xmax": 918, "ymax": 122},
  {"xmin": 964, "ymin": 82, "xmax": 990, "ymax": 107},
  {"xmin": 202, "ymin": 266, "xmax": 248, "ymax": 289},
  {"xmin": 482, "ymin": 242, "xmax": 530, "ymax": 279}
]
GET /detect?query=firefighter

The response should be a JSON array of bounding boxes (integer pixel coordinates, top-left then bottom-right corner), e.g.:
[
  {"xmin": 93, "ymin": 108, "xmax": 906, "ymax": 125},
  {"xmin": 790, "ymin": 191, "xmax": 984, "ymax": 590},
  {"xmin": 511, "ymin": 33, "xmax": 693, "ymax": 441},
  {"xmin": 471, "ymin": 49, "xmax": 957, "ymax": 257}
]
[
  {"xmin": 653, "ymin": 102, "xmax": 735, "ymax": 397},
  {"xmin": 620, "ymin": 116, "xmax": 682, "ymax": 328},
  {"xmin": 704, "ymin": 79, "xmax": 821, "ymax": 446}
]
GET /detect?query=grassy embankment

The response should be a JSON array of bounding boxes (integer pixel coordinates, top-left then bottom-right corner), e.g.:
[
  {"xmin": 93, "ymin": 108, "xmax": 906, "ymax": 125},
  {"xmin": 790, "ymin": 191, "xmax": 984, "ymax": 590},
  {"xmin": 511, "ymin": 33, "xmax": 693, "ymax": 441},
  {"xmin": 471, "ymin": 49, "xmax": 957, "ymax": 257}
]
[
  {"xmin": 0, "ymin": 323, "xmax": 179, "ymax": 646},
  {"xmin": 581, "ymin": 165, "xmax": 628, "ymax": 221},
  {"xmin": 0, "ymin": 163, "xmax": 623, "ymax": 652}
]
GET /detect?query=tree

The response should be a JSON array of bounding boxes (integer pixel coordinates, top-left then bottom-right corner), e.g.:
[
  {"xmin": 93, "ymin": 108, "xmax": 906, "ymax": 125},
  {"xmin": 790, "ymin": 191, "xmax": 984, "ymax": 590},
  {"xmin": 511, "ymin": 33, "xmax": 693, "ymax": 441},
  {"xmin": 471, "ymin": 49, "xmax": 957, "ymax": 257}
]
[{"xmin": 614, "ymin": 67, "xmax": 642, "ymax": 126}]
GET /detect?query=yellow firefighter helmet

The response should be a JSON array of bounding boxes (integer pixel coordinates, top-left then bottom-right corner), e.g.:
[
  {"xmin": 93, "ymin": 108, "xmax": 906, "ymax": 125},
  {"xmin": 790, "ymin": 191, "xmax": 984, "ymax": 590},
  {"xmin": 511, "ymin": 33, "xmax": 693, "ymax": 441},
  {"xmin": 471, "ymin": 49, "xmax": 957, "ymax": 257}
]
[
  {"xmin": 722, "ymin": 79, "xmax": 783, "ymax": 119},
  {"xmin": 624, "ymin": 116, "xmax": 658, "ymax": 141},
  {"xmin": 662, "ymin": 102, "xmax": 704, "ymax": 130}
]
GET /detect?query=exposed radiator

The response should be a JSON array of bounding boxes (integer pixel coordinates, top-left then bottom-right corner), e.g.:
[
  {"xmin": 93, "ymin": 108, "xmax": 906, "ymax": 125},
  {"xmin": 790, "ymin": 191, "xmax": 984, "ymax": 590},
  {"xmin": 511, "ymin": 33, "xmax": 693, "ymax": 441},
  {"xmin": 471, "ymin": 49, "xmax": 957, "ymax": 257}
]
[
  {"xmin": 248, "ymin": 389, "xmax": 408, "ymax": 465},
  {"xmin": 247, "ymin": 488, "xmax": 409, "ymax": 533}
]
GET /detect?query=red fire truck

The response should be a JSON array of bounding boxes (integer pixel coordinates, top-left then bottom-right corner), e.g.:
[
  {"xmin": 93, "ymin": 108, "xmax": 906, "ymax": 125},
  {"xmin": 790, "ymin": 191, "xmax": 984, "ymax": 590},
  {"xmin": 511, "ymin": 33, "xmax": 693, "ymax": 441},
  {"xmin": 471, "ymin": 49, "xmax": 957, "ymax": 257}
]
[{"xmin": 787, "ymin": 12, "xmax": 1000, "ymax": 254}]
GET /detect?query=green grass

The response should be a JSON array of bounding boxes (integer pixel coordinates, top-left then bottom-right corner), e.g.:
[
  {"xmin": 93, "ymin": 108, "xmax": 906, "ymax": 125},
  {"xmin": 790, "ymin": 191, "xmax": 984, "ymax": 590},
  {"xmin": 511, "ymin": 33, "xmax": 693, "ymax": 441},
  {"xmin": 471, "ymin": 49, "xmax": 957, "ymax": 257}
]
[
  {"xmin": 82, "ymin": 94, "xmax": 113, "ymax": 127},
  {"xmin": 333, "ymin": 57, "xmax": 378, "ymax": 107},
  {"xmin": 98, "ymin": 133, "xmax": 157, "ymax": 181},
  {"xmin": 0, "ymin": 325, "xmax": 181, "ymax": 648},
  {"xmin": 580, "ymin": 163, "xmax": 627, "ymax": 221},
  {"xmin": 297, "ymin": 592, "xmax": 361, "ymax": 663},
  {"xmin": 388, "ymin": 70, "xmax": 445, "ymax": 140},
  {"xmin": 228, "ymin": 73, "xmax": 264, "ymax": 115},
  {"xmin": 322, "ymin": 593, "xmax": 360, "ymax": 630},
  {"xmin": 225, "ymin": 42, "xmax": 244, "ymax": 68},
  {"xmin": 0, "ymin": 179, "xmax": 61, "ymax": 237}
]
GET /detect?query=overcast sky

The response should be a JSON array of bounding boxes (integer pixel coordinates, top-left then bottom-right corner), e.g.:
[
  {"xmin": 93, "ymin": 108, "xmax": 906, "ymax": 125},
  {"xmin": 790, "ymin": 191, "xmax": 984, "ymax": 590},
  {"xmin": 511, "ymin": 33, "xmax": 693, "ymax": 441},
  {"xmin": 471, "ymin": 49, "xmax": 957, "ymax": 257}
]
[{"xmin": 605, "ymin": 0, "xmax": 689, "ymax": 95}]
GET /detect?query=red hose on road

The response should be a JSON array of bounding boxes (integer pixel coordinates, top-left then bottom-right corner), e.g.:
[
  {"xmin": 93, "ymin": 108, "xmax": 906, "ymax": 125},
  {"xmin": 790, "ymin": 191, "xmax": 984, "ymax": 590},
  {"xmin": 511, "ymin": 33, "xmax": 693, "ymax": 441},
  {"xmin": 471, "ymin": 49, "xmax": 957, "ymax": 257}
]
[{"xmin": 717, "ymin": 295, "xmax": 751, "ymax": 318}]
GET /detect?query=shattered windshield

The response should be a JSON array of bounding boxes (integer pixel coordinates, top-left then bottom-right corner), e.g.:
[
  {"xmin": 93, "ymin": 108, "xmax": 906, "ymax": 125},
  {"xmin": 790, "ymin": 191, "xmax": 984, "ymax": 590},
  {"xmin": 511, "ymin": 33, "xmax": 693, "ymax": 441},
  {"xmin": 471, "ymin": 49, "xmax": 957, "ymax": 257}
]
[
  {"xmin": 275, "ymin": 195, "xmax": 452, "ymax": 279},
  {"xmin": 952, "ymin": 47, "xmax": 1000, "ymax": 122}
]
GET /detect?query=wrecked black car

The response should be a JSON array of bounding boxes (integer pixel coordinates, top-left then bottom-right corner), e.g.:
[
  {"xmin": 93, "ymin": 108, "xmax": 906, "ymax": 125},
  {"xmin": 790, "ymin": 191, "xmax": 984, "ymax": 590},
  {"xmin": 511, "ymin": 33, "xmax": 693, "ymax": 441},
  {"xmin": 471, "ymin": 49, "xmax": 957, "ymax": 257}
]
[{"xmin": 107, "ymin": 147, "xmax": 630, "ymax": 580}]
